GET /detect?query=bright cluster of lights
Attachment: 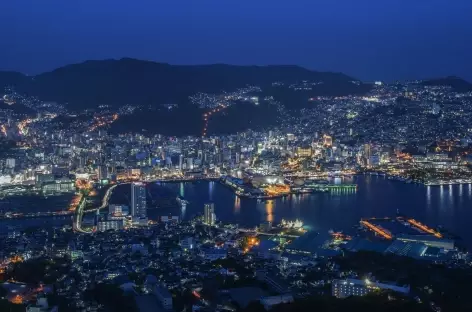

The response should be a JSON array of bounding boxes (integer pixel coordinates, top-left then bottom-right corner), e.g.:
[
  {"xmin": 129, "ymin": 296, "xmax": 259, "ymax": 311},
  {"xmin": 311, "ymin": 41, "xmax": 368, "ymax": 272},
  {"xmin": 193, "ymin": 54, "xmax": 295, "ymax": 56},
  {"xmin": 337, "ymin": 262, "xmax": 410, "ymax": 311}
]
[
  {"xmin": 202, "ymin": 104, "xmax": 227, "ymax": 136},
  {"xmin": 88, "ymin": 113, "xmax": 119, "ymax": 132}
]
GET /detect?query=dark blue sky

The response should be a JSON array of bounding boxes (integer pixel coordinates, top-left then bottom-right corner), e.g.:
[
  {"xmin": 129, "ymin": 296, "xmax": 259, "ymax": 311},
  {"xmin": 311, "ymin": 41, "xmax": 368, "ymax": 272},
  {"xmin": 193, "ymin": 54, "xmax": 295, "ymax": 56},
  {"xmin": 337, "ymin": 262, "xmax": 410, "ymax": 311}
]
[{"xmin": 1, "ymin": 0, "xmax": 471, "ymax": 81}]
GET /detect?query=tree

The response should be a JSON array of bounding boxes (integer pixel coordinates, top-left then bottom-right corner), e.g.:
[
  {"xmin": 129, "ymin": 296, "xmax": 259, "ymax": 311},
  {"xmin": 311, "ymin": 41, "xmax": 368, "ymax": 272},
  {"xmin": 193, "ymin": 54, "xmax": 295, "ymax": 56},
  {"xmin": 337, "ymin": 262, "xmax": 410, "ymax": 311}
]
[{"xmin": 244, "ymin": 301, "xmax": 266, "ymax": 312}]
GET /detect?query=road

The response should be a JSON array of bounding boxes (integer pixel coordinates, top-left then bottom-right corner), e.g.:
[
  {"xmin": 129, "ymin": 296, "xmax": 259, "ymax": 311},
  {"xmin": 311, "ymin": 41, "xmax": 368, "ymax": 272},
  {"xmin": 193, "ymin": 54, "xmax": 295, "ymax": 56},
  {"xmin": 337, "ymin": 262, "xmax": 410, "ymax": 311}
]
[
  {"xmin": 0, "ymin": 210, "xmax": 73, "ymax": 220},
  {"xmin": 73, "ymin": 195, "xmax": 90, "ymax": 233},
  {"xmin": 74, "ymin": 184, "xmax": 118, "ymax": 233}
]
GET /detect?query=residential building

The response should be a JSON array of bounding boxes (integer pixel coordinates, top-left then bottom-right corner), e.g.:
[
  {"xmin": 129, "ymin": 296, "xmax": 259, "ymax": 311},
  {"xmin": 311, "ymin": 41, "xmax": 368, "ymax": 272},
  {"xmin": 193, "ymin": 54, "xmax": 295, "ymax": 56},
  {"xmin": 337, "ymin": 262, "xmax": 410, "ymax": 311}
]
[
  {"xmin": 204, "ymin": 202, "xmax": 216, "ymax": 226},
  {"xmin": 332, "ymin": 278, "xmax": 410, "ymax": 298},
  {"xmin": 131, "ymin": 182, "xmax": 147, "ymax": 218}
]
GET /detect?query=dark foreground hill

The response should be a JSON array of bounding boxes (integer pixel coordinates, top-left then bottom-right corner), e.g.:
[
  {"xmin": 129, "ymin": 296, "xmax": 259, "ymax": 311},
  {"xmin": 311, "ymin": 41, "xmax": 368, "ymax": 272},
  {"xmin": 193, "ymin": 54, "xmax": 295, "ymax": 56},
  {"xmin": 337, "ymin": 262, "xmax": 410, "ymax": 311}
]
[{"xmin": 0, "ymin": 58, "xmax": 369, "ymax": 109}]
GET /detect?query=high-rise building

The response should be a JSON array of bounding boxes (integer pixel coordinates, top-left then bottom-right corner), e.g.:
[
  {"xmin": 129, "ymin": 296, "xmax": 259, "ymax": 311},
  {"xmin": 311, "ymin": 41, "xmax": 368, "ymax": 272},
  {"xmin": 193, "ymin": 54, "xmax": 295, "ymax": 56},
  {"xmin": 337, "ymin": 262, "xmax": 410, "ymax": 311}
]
[
  {"xmin": 131, "ymin": 182, "xmax": 147, "ymax": 218},
  {"xmin": 179, "ymin": 154, "xmax": 184, "ymax": 170},
  {"xmin": 204, "ymin": 203, "xmax": 216, "ymax": 226},
  {"xmin": 187, "ymin": 158, "xmax": 193, "ymax": 170},
  {"xmin": 97, "ymin": 165, "xmax": 108, "ymax": 180},
  {"xmin": 323, "ymin": 135, "xmax": 333, "ymax": 147},
  {"xmin": 5, "ymin": 158, "xmax": 15, "ymax": 169},
  {"xmin": 364, "ymin": 143, "xmax": 372, "ymax": 159}
]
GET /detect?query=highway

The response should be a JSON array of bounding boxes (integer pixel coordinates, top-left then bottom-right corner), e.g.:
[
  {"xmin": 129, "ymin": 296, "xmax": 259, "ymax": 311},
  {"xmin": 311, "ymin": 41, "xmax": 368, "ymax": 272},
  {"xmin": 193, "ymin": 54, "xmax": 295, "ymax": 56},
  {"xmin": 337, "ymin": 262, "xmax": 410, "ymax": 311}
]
[
  {"xmin": 73, "ymin": 195, "xmax": 90, "ymax": 233},
  {"xmin": 74, "ymin": 184, "xmax": 118, "ymax": 233}
]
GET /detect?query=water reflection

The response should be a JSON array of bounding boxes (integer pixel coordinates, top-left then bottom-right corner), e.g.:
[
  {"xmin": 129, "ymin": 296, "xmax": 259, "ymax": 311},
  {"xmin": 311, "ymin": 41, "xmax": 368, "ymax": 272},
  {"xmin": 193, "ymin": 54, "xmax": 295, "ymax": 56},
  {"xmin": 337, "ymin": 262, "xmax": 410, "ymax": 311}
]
[
  {"xmin": 179, "ymin": 183, "xmax": 185, "ymax": 197},
  {"xmin": 448, "ymin": 185, "xmax": 453, "ymax": 205},
  {"xmin": 426, "ymin": 186, "xmax": 431, "ymax": 207},
  {"xmin": 265, "ymin": 200, "xmax": 274, "ymax": 222},
  {"xmin": 181, "ymin": 202, "xmax": 186, "ymax": 218},
  {"xmin": 291, "ymin": 194, "xmax": 300, "ymax": 205},
  {"xmin": 209, "ymin": 181, "xmax": 214, "ymax": 201},
  {"xmin": 146, "ymin": 178, "xmax": 472, "ymax": 249},
  {"xmin": 234, "ymin": 196, "xmax": 240, "ymax": 214},
  {"xmin": 439, "ymin": 185, "xmax": 444, "ymax": 210}
]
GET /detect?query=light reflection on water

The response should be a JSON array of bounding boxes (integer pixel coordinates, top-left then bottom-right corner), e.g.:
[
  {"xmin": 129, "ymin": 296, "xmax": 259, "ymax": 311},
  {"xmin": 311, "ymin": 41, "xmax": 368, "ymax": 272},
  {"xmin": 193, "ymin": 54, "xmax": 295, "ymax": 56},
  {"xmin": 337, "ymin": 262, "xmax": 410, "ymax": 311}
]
[
  {"xmin": 234, "ymin": 196, "xmax": 240, "ymax": 214},
  {"xmin": 117, "ymin": 177, "xmax": 472, "ymax": 249},
  {"xmin": 265, "ymin": 200, "xmax": 274, "ymax": 222}
]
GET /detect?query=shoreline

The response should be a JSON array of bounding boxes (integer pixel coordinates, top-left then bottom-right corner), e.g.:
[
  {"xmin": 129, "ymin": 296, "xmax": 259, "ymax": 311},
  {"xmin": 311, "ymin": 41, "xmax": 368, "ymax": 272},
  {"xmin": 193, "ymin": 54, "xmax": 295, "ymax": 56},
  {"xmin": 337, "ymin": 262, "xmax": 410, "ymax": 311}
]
[{"xmin": 362, "ymin": 172, "xmax": 472, "ymax": 186}]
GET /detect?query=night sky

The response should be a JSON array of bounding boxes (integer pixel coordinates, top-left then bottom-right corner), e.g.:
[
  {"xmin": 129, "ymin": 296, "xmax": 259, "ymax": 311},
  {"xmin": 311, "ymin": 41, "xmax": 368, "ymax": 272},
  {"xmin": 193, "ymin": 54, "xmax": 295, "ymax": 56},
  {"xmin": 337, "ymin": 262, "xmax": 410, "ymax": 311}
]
[{"xmin": 1, "ymin": 0, "xmax": 471, "ymax": 81}]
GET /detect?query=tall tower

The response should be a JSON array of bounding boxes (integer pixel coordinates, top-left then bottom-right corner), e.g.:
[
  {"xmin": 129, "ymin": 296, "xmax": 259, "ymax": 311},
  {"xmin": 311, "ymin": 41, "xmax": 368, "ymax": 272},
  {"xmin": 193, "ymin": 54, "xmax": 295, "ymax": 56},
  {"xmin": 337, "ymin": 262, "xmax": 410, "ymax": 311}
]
[
  {"xmin": 179, "ymin": 154, "xmax": 184, "ymax": 170},
  {"xmin": 203, "ymin": 203, "xmax": 215, "ymax": 226},
  {"xmin": 131, "ymin": 182, "xmax": 147, "ymax": 218},
  {"xmin": 364, "ymin": 143, "xmax": 372, "ymax": 159}
]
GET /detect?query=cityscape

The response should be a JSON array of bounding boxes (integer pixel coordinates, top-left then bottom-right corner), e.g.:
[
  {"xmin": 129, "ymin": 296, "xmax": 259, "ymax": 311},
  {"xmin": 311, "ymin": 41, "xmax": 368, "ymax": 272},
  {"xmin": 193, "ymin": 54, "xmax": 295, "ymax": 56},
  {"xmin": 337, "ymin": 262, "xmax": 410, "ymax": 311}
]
[{"xmin": 1, "ymin": 1, "xmax": 472, "ymax": 312}]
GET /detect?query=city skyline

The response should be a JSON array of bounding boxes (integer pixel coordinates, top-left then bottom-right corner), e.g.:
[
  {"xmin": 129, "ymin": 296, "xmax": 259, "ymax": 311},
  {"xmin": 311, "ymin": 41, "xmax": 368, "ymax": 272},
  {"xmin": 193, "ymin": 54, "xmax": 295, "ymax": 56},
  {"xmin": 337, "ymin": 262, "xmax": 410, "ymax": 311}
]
[{"xmin": 1, "ymin": 2, "xmax": 472, "ymax": 311}]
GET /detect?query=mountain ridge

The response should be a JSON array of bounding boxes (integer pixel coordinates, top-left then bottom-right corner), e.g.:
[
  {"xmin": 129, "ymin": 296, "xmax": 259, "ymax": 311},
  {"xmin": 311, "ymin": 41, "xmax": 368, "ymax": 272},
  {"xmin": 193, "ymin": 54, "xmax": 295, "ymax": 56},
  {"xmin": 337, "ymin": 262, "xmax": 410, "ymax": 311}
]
[
  {"xmin": 1, "ymin": 58, "xmax": 469, "ymax": 111},
  {"xmin": 421, "ymin": 76, "xmax": 472, "ymax": 92},
  {"xmin": 0, "ymin": 58, "xmax": 364, "ymax": 108}
]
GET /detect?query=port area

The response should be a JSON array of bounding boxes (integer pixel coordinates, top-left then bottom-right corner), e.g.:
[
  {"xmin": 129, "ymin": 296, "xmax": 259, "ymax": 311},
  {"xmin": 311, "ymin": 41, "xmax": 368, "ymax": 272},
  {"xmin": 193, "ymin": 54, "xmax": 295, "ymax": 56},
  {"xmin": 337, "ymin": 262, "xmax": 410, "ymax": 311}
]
[
  {"xmin": 220, "ymin": 175, "xmax": 357, "ymax": 199},
  {"xmin": 359, "ymin": 217, "xmax": 445, "ymax": 241}
]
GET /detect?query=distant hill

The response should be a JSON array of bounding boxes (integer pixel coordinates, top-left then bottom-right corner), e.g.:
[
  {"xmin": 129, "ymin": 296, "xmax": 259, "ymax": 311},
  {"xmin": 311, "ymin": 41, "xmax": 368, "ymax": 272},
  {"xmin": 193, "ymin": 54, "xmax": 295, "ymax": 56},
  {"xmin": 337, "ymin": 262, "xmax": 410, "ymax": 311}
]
[
  {"xmin": 422, "ymin": 76, "xmax": 472, "ymax": 92},
  {"xmin": 0, "ymin": 58, "xmax": 369, "ymax": 109},
  {"xmin": 0, "ymin": 71, "xmax": 30, "ymax": 93}
]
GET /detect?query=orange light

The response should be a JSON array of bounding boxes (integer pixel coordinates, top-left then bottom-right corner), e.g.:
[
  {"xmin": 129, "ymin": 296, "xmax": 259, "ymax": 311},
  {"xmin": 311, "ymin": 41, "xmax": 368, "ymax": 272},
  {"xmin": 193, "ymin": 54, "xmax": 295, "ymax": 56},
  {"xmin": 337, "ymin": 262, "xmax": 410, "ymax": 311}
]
[
  {"xmin": 360, "ymin": 220, "xmax": 392, "ymax": 240},
  {"xmin": 407, "ymin": 219, "xmax": 442, "ymax": 238}
]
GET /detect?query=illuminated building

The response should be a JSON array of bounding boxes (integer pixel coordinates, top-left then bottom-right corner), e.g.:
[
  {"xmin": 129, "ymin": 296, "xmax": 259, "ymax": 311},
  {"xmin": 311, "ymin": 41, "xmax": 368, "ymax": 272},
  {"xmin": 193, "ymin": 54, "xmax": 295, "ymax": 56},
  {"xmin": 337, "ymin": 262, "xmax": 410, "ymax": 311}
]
[
  {"xmin": 332, "ymin": 278, "xmax": 410, "ymax": 298},
  {"xmin": 179, "ymin": 154, "xmax": 184, "ymax": 170},
  {"xmin": 296, "ymin": 146, "xmax": 312, "ymax": 157},
  {"xmin": 204, "ymin": 202, "xmax": 216, "ymax": 225},
  {"xmin": 364, "ymin": 143, "xmax": 372, "ymax": 159},
  {"xmin": 97, "ymin": 219, "xmax": 124, "ymax": 232},
  {"xmin": 259, "ymin": 221, "xmax": 272, "ymax": 232},
  {"xmin": 323, "ymin": 135, "xmax": 332, "ymax": 147},
  {"xmin": 97, "ymin": 165, "xmax": 108, "ymax": 180},
  {"xmin": 42, "ymin": 180, "xmax": 75, "ymax": 193},
  {"xmin": 5, "ymin": 158, "xmax": 15, "ymax": 169},
  {"xmin": 131, "ymin": 182, "xmax": 147, "ymax": 218},
  {"xmin": 109, "ymin": 204, "xmax": 129, "ymax": 216}
]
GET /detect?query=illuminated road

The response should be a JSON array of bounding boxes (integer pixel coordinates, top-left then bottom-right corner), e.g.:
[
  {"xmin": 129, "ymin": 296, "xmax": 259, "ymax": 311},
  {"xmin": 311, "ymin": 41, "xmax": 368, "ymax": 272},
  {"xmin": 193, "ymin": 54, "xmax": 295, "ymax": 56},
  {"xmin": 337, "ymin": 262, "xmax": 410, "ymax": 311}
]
[
  {"xmin": 74, "ymin": 184, "xmax": 118, "ymax": 233},
  {"xmin": 73, "ymin": 196, "xmax": 89, "ymax": 233},
  {"xmin": 202, "ymin": 104, "xmax": 227, "ymax": 136},
  {"xmin": 88, "ymin": 113, "xmax": 118, "ymax": 132},
  {"xmin": 0, "ymin": 210, "xmax": 73, "ymax": 220}
]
